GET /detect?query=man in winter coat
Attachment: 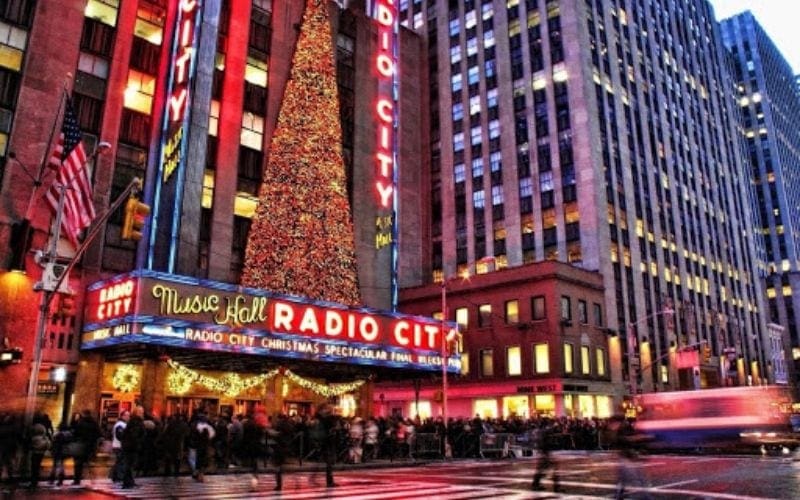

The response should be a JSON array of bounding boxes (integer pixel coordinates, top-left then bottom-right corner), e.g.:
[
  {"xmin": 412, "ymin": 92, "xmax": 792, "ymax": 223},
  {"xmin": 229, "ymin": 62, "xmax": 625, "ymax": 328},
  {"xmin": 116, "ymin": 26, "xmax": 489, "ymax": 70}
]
[
  {"xmin": 27, "ymin": 422, "xmax": 50, "ymax": 490},
  {"xmin": 120, "ymin": 406, "xmax": 146, "ymax": 489},
  {"xmin": 71, "ymin": 409, "xmax": 101, "ymax": 486}
]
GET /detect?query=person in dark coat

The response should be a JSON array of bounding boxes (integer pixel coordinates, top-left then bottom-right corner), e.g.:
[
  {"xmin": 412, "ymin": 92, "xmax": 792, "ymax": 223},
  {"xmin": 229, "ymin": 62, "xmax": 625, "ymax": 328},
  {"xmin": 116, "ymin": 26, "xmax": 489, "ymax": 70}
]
[
  {"xmin": 270, "ymin": 414, "xmax": 294, "ymax": 491},
  {"xmin": 71, "ymin": 409, "xmax": 101, "ymax": 486},
  {"xmin": 158, "ymin": 413, "xmax": 189, "ymax": 477},
  {"xmin": 47, "ymin": 423, "xmax": 72, "ymax": 486},
  {"xmin": 26, "ymin": 422, "xmax": 50, "ymax": 490},
  {"xmin": 188, "ymin": 411, "xmax": 215, "ymax": 482},
  {"xmin": 120, "ymin": 406, "xmax": 146, "ymax": 489},
  {"xmin": 316, "ymin": 403, "xmax": 340, "ymax": 488},
  {"xmin": 0, "ymin": 411, "xmax": 21, "ymax": 484},
  {"xmin": 532, "ymin": 420, "xmax": 559, "ymax": 492}
]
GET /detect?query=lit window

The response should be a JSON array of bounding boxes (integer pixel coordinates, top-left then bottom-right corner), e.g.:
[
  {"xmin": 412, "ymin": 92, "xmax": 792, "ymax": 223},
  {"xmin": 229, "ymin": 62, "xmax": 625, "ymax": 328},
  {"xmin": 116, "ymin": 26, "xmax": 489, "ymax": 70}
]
[
  {"xmin": 234, "ymin": 193, "xmax": 257, "ymax": 218},
  {"xmin": 473, "ymin": 189, "xmax": 485, "ymax": 209},
  {"xmin": 451, "ymin": 73, "xmax": 463, "ymax": 92},
  {"xmin": 564, "ymin": 343, "xmax": 574, "ymax": 373},
  {"xmin": 581, "ymin": 345, "xmax": 590, "ymax": 374},
  {"xmin": 461, "ymin": 353, "xmax": 470, "ymax": 375},
  {"xmin": 78, "ymin": 52, "xmax": 110, "ymax": 79},
  {"xmin": 505, "ymin": 300, "xmax": 519, "ymax": 324},
  {"xmin": 208, "ymin": 100, "xmax": 220, "ymax": 136},
  {"xmin": 479, "ymin": 304, "xmax": 492, "ymax": 327},
  {"xmin": 454, "ymin": 163, "xmax": 466, "ymax": 183},
  {"xmin": 507, "ymin": 346, "xmax": 521, "ymax": 376},
  {"xmin": 245, "ymin": 57, "xmax": 268, "ymax": 87},
  {"xmin": 450, "ymin": 45, "xmax": 462, "ymax": 64},
  {"xmin": 134, "ymin": 5, "xmax": 164, "ymax": 44},
  {"xmin": 240, "ymin": 113, "xmax": 264, "ymax": 150},
  {"xmin": 85, "ymin": 0, "xmax": 120, "ymax": 27},
  {"xmin": 492, "ymin": 185, "xmax": 503, "ymax": 205},
  {"xmin": 455, "ymin": 307, "xmax": 469, "ymax": 330},
  {"xmin": 596, "ymin": 348, "xmax": 606, "ymax": 376},
  {"xmin": 124, "ymin": 70, "xmax": 156, "ymax": 114},
  {"xmin": 470, "ymin": 126, "xmax": 482, "ymax": 145},
  {"xmin": 470, "ymin": 95, "xmax": 481, "ymax": 115},
  {"xmin": 534, "ymin": 343, "xmax": 549, "ymax": 373},
  {"xmin": 202, "ymin": 170, "xmax": 214, "ymax": 209}
]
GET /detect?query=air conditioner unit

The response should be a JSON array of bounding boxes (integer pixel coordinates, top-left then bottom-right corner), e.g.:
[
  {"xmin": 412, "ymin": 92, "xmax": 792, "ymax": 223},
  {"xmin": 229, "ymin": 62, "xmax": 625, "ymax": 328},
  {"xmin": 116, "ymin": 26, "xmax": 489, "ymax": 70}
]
[{"xmin": 36, "ymin": 262, "xmax": 72, "ymax": 294}]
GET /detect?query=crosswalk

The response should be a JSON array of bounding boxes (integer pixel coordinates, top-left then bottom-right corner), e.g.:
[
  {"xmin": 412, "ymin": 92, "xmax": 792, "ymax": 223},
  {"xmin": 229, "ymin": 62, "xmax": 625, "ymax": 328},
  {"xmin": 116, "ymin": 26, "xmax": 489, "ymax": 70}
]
[{"xmin": 82, "ymin": 470, "xmax": 587, "ymax": 499}]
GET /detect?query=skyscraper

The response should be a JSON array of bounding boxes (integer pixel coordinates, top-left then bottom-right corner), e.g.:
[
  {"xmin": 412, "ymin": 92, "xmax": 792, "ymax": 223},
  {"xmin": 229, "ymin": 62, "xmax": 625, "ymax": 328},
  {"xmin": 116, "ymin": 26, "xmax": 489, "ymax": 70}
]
[
  {"xmin": 720, "ymin": 11, "xmax": 800, "ymax": 389},
  {"xmin": 398, "ymin": 0, "xmax": 770, "ymax": 393}
]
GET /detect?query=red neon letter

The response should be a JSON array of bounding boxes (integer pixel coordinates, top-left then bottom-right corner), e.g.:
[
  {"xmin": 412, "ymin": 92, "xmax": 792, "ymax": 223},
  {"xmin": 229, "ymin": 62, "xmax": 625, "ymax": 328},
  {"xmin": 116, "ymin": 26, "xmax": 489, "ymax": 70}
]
[
  {"xmin": 169, "ymin": 89, "xmax": 188, "ymax": 121},
  {"xmin": 376, "ymin": 54, "xmax": 393, "ymax": 78}
]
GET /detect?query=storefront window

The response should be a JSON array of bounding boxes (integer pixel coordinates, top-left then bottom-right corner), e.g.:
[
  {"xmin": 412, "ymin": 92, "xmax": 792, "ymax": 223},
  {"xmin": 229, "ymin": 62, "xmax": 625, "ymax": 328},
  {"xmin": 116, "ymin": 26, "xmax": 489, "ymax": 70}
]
[
  {"xmin": 563, "ymin": 394, "xmax": 573, "ymax": 416},
  {"xmin": 596, "ymin": 395, "xmax": 612, "ymax": 418},
  {"xmin": 474, "ymin": 398, "xmax": 497, "ymax": 418},
  {"xmin": 502, "ymin": 395, "xmax": 529, "ymax": 418},
  {"xmin": 577, "ymin": 394, "xmax": 595, "ymax": 417},
  {"xmin": 533, "ymin": 394, "xmax": 555, "ymax": 416},
  {"xmin": 409, "ymin": 400, "xmax": 431, "ymax": 420}
]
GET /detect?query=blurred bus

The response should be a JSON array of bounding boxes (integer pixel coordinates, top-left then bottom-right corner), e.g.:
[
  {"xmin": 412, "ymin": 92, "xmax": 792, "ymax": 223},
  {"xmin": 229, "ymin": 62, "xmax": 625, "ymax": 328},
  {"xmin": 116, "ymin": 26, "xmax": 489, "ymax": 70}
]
[{"xmin": 634, "ymin": 386, "xmax": 795, "ymax": 451}]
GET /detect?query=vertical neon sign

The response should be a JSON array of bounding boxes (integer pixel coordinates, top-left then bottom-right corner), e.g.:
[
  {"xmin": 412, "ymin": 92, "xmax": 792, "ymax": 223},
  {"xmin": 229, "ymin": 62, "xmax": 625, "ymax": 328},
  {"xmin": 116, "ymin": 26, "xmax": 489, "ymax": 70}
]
[
  {"xmin": 372, "ymin": 0, "xmax": 399, "ymax": 309},
  {"xmin": 148, "ymin": 0, "xmax": 202, "ymax": 272}
]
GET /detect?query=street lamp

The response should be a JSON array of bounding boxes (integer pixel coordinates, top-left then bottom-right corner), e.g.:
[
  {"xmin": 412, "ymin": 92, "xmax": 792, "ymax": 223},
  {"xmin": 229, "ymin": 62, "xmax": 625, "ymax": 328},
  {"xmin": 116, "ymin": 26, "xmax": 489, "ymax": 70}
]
[
  {"xmin": 440, "ymin": 256, "xmax": 495, "ymax": 435},
  {"xmin": 626, "ymin": 306, "xmax": 674, "ymax": 399}
]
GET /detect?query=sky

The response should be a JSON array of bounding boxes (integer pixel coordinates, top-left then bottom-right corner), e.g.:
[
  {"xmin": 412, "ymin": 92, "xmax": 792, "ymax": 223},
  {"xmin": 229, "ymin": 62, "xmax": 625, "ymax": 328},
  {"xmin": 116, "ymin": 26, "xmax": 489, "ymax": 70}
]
[{"xmin": 709, "ymin": 0, "xmax": 800, "ymax": 73}]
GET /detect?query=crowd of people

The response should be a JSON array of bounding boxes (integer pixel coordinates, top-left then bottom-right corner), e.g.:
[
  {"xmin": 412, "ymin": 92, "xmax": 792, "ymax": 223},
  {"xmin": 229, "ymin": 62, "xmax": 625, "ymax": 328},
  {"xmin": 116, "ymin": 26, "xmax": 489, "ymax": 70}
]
[{"xmin": 1, "ymin": 406, "xmax": 627, "ymax": 492}]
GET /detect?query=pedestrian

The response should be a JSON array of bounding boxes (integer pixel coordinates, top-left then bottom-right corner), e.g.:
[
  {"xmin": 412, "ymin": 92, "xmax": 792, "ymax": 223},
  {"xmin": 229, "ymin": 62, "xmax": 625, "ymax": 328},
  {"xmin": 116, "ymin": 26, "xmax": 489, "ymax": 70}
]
[
  {"xmin": 0, "ymin": 411, "xmax": 21, "ymax": 484},
  {"xmin": 120, "ymin": 406, "xmax": 146, "ymax": 489},
  {"xmin": 240, "ymin": 412, "xmax": 265, "ymax": 473},
  {"xmin": 532, "ymin": 420, "xmax": 559, "ymax": 492},
  {"xmin": 109, "ymin": 410, "xmax": 129, "ymax": 483},
  {"xmin": 71, "ymin": 409, "xmax": 101, "ymax": 486},
  {"xmin": 612, "ymin": 415, "xmax": 650, "ymax": 499},
  {"xmin": 158, "ymin": 413, "xmax": 189, "ymax": 477},
  {"xmin": 269, "ymin": 413, "xmax": 294, "ymax": 491},
  {"xmin": 188, "ymin": 410, "xmax": 215, "ymax": 482},
  {"xmin": 363, "ymin": 418, "xmax": 379, "ymax": 462},
  {"xmin": 26, "ymin": 421, "xmax": 50, "ymax": 490},
  {"xmin": 315, "ymin": 403, "xmax": 339, "ymax": 488},
  {"xmin": 47, "ymin": 422, "xmax": 71, "ymax": 486}
]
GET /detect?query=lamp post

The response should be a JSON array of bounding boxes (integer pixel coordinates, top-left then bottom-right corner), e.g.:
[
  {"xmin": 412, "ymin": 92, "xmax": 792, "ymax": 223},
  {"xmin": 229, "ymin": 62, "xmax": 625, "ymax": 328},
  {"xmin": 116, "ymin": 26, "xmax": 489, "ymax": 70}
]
[
  {"xmin": 626, "ymin": 306, "xmax": 674, "ymax": 399},
  {"xmin": 440, "ymin": 256, "xmax": 494, "ymax": 433}
]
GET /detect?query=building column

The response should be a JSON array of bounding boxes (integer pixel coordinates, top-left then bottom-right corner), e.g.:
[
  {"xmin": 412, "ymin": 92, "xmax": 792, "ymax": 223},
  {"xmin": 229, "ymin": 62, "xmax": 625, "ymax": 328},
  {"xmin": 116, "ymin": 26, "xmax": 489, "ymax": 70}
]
[
  {"xmin": 140, "ymin": 358, "xmax": 169, "ymax": 417},
  {"xmin": 358, "ymin": 378, "xmax": 374, "ymax": 418},
  {"xmin": 73, "ymin": 352, "xmax": 105, "ymax": 418}
]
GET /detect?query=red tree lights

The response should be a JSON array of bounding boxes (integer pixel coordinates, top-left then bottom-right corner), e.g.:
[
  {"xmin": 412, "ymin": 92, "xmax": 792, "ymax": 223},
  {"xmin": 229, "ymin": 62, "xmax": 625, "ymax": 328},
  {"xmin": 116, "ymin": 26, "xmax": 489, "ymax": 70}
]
[{"xmin": 241, "ymin": 0, "xmax": 361, "ymax": 307}]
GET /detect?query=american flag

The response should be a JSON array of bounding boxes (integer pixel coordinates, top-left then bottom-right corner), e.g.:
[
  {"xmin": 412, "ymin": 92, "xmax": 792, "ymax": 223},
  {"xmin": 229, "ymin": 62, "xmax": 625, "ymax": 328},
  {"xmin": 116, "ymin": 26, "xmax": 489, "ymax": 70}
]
[{"xmin": 44, "ymin": 98, "xmax": 96, "ymax": 246}]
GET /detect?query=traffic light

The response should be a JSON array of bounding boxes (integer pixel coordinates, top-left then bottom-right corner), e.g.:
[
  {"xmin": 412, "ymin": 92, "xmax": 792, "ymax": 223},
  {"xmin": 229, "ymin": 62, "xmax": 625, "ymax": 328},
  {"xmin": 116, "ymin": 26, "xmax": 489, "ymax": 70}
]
[
  {"xmin": 0, "ymin": 347, "xmax": 22, "ymax": 365},
  {"xmin": 121, "ymin": 196, "xmax": 150, "ymax": 241}
]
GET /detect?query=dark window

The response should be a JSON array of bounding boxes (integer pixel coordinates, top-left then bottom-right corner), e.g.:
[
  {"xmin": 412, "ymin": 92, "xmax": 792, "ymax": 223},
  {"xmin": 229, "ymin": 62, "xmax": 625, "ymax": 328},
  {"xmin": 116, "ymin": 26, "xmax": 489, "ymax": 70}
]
[
  {"xmin": 560, "ymin": 295, "xmax": 571, "ymax": 321},
  {"xmin": 0, "ymin": 0, "xmax": 35, "ymax": 26},
  {"xmin": 130, "ymin": 37, "xmax": 160, "ymax": 74},
  {"xmin": 0, "ymin": 68, "xmax": 20, "ymax": 108},
  {"xmin": 243, "ymin": 82, "xmax": 267, "ymax": 115},
  {"xmin": 73, "ymin": 93, "xmax": 104, "ymax": 134},
  {"xmin": 532, "ymin": 296, "xmax": 546, "ymax": 320},
  {"xmin": 81, "ymin": 18, "xmax": 115, "ymax": 57},
  {"xmin": 118, "ymin": 109, "xmax": 151, "ymax": 147},
  {"xmin": 578, "ymin": 300, "xmax": 588, "ymax": 324},
  {"xmin": 249, "ymin": 7, "xmax": 271, "ymax": 54}
]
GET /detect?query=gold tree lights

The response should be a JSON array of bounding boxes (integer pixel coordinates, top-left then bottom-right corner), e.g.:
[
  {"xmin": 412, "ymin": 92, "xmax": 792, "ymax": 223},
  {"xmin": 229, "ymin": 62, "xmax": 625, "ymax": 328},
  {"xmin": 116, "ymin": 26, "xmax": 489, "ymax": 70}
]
[{"xmin": 241, "ymin": 0, "xmax": 361, "ymax": 306}]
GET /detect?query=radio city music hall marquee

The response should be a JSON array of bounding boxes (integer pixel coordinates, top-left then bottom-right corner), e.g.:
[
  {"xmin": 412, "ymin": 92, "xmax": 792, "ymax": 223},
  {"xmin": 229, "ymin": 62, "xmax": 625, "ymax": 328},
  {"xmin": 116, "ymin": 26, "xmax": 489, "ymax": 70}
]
[{"xmin": 81, "ymin": 271, "xmax": 461, "ymax": 373}]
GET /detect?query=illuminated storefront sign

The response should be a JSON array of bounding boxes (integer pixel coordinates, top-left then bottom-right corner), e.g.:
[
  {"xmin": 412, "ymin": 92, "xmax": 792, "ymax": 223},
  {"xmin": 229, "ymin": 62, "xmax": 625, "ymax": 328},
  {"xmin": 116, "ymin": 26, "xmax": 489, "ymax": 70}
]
[
  {"xmin": 82, "ymin": 271, "xmax": 460, "ymax": 373},
  {"xmin": 372, "ymin": 0, "xmax": 397, "ymax": 255}
]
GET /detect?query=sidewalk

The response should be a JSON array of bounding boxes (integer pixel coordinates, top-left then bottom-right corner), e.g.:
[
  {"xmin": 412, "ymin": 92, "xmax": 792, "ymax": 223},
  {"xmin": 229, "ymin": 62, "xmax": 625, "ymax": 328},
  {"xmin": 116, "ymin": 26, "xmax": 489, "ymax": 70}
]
[{"xmin": 2, "ymin": 451, "xmax": 430, "ymax": 496}]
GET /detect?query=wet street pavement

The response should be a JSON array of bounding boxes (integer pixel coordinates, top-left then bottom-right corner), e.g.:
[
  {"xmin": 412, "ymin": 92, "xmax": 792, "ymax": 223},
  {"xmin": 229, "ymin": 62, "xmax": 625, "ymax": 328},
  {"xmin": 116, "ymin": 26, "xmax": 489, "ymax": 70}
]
[{"xmin": 3, "ymin": 450, "xmax": 800, "ymax": 498}]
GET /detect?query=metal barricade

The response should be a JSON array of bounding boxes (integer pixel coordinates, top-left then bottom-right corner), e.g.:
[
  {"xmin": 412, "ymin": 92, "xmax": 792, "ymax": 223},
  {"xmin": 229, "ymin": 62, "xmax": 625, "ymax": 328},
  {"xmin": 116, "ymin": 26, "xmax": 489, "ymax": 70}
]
[
  {"xmin": 410, "ymin": 433, "xmax": 442, "ymax": 459},
  {"xmin": 508, "ymin": 431, "xmax": 536, "ymax": 458},
  {"xmin": 479, "ymin": 433, "xmax": 515, "ymax": 458}
]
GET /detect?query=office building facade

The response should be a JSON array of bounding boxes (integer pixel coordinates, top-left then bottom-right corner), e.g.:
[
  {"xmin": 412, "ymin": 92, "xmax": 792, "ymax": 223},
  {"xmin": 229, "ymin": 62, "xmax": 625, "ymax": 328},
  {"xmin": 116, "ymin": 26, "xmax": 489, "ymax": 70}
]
[{"xmin": 397, "ymin": 0, "xmax": 771, "ymax": 395}]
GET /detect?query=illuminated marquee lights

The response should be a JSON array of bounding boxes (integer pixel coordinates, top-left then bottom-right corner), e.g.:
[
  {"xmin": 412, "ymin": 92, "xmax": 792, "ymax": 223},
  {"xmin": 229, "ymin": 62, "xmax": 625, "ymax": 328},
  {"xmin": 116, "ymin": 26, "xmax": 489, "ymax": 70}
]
[
  {"xmin": 373, "ymin": 0, "xmax": 397, "ymax": 252},
  {"xmin": 82, "ymin": 271, "xmax": 461, "ymax": 373}
]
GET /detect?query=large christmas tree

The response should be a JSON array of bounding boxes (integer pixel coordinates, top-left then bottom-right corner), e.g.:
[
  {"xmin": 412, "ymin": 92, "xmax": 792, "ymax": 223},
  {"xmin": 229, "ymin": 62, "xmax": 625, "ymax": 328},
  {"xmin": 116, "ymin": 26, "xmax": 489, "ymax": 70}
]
[{"xmin": 241, "ymin": 0, "xmax": 361, "ymax": 306}]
